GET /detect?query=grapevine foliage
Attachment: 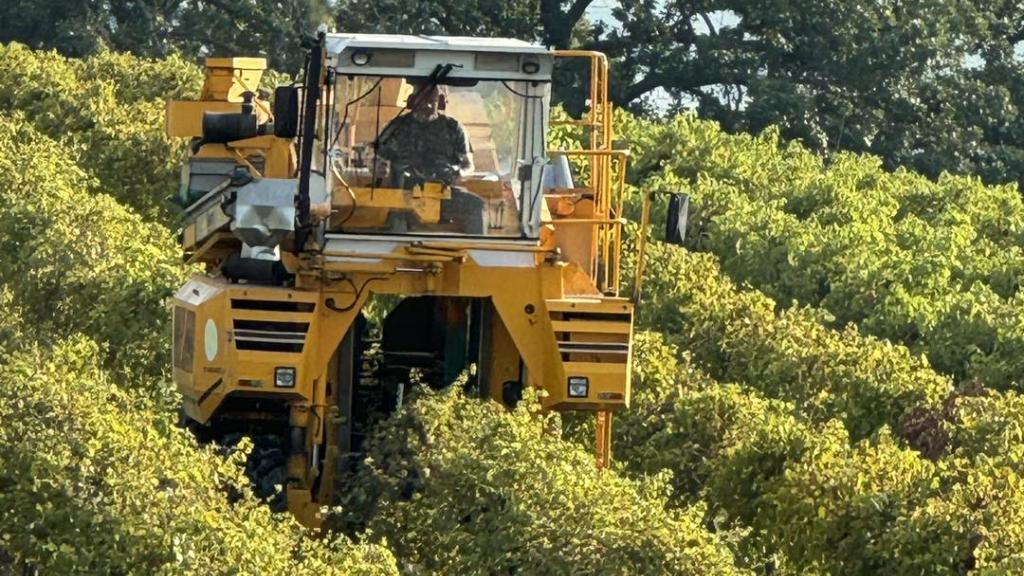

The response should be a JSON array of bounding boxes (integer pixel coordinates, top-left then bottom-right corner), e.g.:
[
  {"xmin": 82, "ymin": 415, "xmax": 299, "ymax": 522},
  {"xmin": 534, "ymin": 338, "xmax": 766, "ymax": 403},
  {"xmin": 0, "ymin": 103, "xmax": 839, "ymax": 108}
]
[
  {"xmin": 0, "ymin": 43, "xmax": 200, "ymax": 224},
  {"xmin": 0, "ymin": 112, "xmax": 186, "ymax": 390},
  {"xmin": 0, "ymin": 334, "xmax": 398, "ymax": 575},
  {"xmin": 616, "ymin": 112, "xmax": 1024, "ymax": 392},
  {"xmin": 4, "ymin": 43, "xmax": 1024, "ymax": 575},
  {"xmin": 335, "ymin": 386, "xmax": 745, "ymax": 575}
]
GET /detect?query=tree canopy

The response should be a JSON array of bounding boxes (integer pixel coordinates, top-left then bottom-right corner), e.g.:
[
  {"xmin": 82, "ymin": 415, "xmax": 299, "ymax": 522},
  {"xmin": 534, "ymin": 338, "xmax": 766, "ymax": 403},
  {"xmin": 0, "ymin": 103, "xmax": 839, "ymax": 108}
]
[
  {"xmin": 345, "ymin": 0, "xmax": 1024, "ymax": 187},
  {"xmin": 0, "ymin": 0, "xmax": 330, "ymax": 73},
  {"xmin": 4, "ymin": 0, "xmax": 1024, "ymax": 186}
]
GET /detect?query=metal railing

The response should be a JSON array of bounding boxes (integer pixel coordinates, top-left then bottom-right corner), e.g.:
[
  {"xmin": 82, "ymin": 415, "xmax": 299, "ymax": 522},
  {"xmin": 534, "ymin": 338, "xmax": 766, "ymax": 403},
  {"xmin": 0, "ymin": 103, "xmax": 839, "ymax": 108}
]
[{"xmin": 549, "ymin": 51, "xmax": 628, "ymax": 297}]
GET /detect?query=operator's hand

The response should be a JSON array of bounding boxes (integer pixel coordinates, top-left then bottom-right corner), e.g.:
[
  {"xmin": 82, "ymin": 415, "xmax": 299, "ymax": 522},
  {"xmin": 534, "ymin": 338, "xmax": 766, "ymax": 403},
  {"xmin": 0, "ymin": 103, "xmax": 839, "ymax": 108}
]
[{"xmin": 458, "ymin": 152, "xmax": 476, "ymax": 177}]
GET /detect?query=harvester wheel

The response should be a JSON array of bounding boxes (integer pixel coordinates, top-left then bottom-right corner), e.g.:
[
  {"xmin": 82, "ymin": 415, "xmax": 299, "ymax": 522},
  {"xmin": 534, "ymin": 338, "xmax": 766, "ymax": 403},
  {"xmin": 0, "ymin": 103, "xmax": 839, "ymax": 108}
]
[
  {"xmin": 246, "ymin": 435, "xmax": 288, "ymax": 513},
  {"xmin": 199, "ymin": 431, "xmax": 289, "ymax": 513}
]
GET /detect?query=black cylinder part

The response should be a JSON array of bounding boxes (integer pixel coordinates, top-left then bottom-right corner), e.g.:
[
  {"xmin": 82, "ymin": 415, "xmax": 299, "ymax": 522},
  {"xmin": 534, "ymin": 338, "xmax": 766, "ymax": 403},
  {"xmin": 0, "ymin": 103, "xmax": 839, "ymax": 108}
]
[{"xmin": 201, "ymin": 110, "xmax": 259, "ymax": 144}]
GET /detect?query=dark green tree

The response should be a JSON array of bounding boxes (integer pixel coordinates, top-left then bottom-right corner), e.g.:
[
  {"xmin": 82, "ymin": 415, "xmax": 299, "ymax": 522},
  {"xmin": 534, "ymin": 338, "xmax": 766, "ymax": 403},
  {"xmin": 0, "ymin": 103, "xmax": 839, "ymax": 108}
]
[
  {"xmin": 340, "ymin": 0, "xmax": 1024, "ymax": 187},
  {"xmin": 333, "ymin": 0, "xmax": 603, "ymax": 49},
  {"xmin": 335, "ymin": 0, "xmax": 544, "ymax": 41},
  {"xmin": 6, "ymin": 0, "xmax": 1024, "ymax": 184},
  {"xmin": 0, "ymin": 0, "xmax": 329, "ymax": 73},
  {"xmin": 704, "ymin": 1, "xmax": 1018, "ymax": 184},
  {"xmin": 599, "ymin": 1, "xmax": 1024, "ymax": 186}
]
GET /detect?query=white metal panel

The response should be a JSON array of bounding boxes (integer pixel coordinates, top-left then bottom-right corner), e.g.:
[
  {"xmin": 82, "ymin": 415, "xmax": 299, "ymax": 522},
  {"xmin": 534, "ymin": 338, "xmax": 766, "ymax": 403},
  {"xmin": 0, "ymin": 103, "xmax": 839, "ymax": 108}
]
[
  {"xmin": 324, "ymin": 238, "xmax": 401, "ymax": 253},
  {"xmin": 322, "ymin": 235, "xmax": 537, "ymax": 267},
  {"xmin": 467, "ymin": 249, "xmax": 535, "ymax": 267},
  {"xmin": 327, "ymin": 33, "xmax": 553, "ymax": 81},
  {"xmin": 326, "ymin": 33, "xmax": 548, "ymax": 55},
  {"xmin": 323, "ymin": 238, "xmax": 401, "ymax": 264},
  {"xmin": 176, "ymin": 278, "xmax": 223, "ymax": 306}
]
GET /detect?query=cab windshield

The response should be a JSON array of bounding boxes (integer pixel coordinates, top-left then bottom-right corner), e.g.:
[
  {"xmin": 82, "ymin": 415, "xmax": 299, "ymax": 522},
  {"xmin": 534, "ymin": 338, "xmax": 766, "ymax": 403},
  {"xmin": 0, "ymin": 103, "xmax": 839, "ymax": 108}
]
[{"xmin": 325, "ymin": 75, "xmax": 546, "ymax": 238}]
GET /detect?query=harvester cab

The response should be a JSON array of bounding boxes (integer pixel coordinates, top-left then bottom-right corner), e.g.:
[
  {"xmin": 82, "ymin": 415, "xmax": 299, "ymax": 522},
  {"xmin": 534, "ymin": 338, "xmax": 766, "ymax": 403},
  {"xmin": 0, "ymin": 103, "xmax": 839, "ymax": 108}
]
[{"xmin": 168, "ymin": 33, "xmax": 644, "ymax": 527}]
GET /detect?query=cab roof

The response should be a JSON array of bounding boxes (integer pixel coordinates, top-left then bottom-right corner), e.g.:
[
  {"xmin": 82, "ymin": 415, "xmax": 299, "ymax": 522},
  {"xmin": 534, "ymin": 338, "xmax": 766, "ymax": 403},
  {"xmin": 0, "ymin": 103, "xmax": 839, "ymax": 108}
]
[{"xmin": 325, "ymin": 33, "xmax": 549, "ymax": 56}]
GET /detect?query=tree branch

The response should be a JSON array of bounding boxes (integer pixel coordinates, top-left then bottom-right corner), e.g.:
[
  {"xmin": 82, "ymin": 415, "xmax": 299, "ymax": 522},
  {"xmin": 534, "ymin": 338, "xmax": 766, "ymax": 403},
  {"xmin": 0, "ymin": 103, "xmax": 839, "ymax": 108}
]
[
  {"xmin": 566, "ymin": 0, "xmax": 595, "ymax": 30},
  {"xmin": 539, "ymin": 0, "xmax": 560, "ymax": 45},
  {"xmin": 617, "ymin": 65, "xmax": 751, "ymax": 106},
  {"xmin": 541, "ymin": 0, "xmax": 595, "ymax": 48},
  {"xmin": 1009, "ymin": 25, "xmax": 1024, "ymax": 45},
  {"xmin": 620, "ymin": 73, "xmax": 668, "ymax": 104},
  {"xmin": 699, "ymin": 12, "xmax": 718, "ymax": 37}
]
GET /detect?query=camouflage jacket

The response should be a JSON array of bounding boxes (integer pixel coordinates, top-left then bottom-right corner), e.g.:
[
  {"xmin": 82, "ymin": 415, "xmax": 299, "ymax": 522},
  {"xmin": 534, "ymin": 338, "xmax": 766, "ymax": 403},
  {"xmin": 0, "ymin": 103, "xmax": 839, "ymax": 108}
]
[{"xmin": 376, "ymin": 114, "xmax": 471, "ymax": 185}]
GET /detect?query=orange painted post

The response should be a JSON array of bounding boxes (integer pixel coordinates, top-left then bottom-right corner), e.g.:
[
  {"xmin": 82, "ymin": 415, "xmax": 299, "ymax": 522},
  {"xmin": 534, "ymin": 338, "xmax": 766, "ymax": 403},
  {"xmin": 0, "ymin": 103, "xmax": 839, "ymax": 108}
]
[{"xmin": 596, "ymin": 410, "xmax": 613, "ymax": 468}]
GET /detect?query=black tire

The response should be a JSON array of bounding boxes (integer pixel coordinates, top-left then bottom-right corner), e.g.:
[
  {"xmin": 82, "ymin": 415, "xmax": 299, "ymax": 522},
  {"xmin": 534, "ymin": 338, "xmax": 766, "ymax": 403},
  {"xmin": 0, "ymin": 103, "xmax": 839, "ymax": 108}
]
[
  {"xmin": 209, "ymin": 432, "xmax": 289, "ymax": 513},
  {"xmin": 245, "ymin": 435, "xmax": 288, "ymax": 513}
]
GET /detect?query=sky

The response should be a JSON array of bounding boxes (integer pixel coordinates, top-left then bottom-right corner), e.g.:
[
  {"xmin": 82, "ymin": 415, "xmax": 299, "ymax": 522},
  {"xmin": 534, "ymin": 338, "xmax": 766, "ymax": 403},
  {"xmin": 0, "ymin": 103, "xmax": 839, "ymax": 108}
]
[{"xmin": 586, "ymin": 0, "xmax": 618, "ymax": 26}]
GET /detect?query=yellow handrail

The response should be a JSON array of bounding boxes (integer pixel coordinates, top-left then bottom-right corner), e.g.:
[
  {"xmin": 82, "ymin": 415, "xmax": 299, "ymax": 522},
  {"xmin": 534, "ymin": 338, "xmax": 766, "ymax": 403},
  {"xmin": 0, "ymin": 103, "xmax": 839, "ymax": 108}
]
[
  {"xmin": 547, "ymin": 149, "xmax": 630, "ymax": 157},
  {"xmin": 549, "ymin": 51, "xmax": 622, "ymax": 295}
]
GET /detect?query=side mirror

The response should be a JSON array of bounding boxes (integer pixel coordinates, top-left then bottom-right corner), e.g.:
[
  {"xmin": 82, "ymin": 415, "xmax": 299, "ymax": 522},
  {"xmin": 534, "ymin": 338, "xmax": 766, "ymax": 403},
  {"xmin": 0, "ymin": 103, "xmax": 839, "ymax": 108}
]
[
  {"xmin": 664, "ymin": 193, "xmax": 689, "ymax": 246},
  {"xmin": 273, "ymin": 85, "xmax": 300, "ymax": 138}
]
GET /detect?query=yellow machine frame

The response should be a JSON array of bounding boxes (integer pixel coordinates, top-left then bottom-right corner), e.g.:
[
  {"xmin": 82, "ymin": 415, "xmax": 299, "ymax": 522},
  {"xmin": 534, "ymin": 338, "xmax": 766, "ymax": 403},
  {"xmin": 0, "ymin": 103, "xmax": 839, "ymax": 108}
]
[{"xmin": 169, "ymin": 46, "xmax": 639, "ymax": 527}]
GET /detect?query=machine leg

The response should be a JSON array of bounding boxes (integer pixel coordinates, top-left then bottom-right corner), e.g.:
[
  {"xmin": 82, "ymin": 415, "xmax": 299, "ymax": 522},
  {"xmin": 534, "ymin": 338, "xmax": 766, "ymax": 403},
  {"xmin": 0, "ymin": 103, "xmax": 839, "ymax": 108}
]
[{"xmin": 596, "ymin": 410, "xmax": 612, "ymax": 468}]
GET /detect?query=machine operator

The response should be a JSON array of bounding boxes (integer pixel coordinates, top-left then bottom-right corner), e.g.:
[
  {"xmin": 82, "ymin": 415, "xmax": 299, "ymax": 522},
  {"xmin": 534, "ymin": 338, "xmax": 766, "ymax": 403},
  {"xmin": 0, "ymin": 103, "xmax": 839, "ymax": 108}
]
[
  {"xmin": 375, "ymin": 84, "xmax": 474, "ymax": 186},
  {"xmin": 374, "ymin": 84, "xmax": 485, "ymax": 234}
]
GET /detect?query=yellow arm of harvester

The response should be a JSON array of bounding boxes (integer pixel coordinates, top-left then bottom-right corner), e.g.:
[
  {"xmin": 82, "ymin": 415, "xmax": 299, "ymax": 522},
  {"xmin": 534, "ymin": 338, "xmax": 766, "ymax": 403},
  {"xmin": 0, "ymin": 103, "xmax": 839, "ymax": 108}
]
[{"xmin": 631, "ymin": 190, "xmax": 653, "ymax": 304}]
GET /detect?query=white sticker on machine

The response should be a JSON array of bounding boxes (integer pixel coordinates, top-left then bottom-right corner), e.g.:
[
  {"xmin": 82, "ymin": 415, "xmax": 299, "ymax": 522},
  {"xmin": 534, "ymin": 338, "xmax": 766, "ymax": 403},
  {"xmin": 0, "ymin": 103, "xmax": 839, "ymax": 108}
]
[{"xmin": 204, "ymin": 319, "xmax": 218, "ymax": 361}]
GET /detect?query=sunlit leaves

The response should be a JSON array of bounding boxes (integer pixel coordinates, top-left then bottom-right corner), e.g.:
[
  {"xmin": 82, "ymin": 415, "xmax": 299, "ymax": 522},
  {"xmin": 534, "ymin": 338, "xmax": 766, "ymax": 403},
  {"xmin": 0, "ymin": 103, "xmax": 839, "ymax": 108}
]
[
  {"xmin": 0, "ymin": 113, "xmax": 186, "ymax": 389},
  {"xmin": 0, "ymin": 43, "xmax": 201, "ymax": 224},
  {"xmin": 0, "ymin": 336, "xmax": 398, "ymax": 575},
  {"xmin": 624, "ymin": 110, "xmax": 1024, "ymax": 392},
  {"xmin": 337, "ymin": 386, "xmax": 747, "ymax": 575}
]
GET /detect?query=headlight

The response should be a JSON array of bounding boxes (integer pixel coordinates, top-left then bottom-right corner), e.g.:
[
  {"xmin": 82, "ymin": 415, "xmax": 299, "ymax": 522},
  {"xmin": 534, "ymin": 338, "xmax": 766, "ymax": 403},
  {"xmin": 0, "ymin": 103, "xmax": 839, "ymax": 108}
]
[
  {"xmin": 351, "ymin": 50, "xmax": 371, "ymax": 66},
  {"xmin": 568, "ymin": 376, "xmax": 589, "ymax": 398},
  {"xmin": 275, "ymin": 367, "xmax": 296, "ymax": 388},
  {"xmin": 522, "ymin": 60, "xmax": 540, "ymax": 74}
]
